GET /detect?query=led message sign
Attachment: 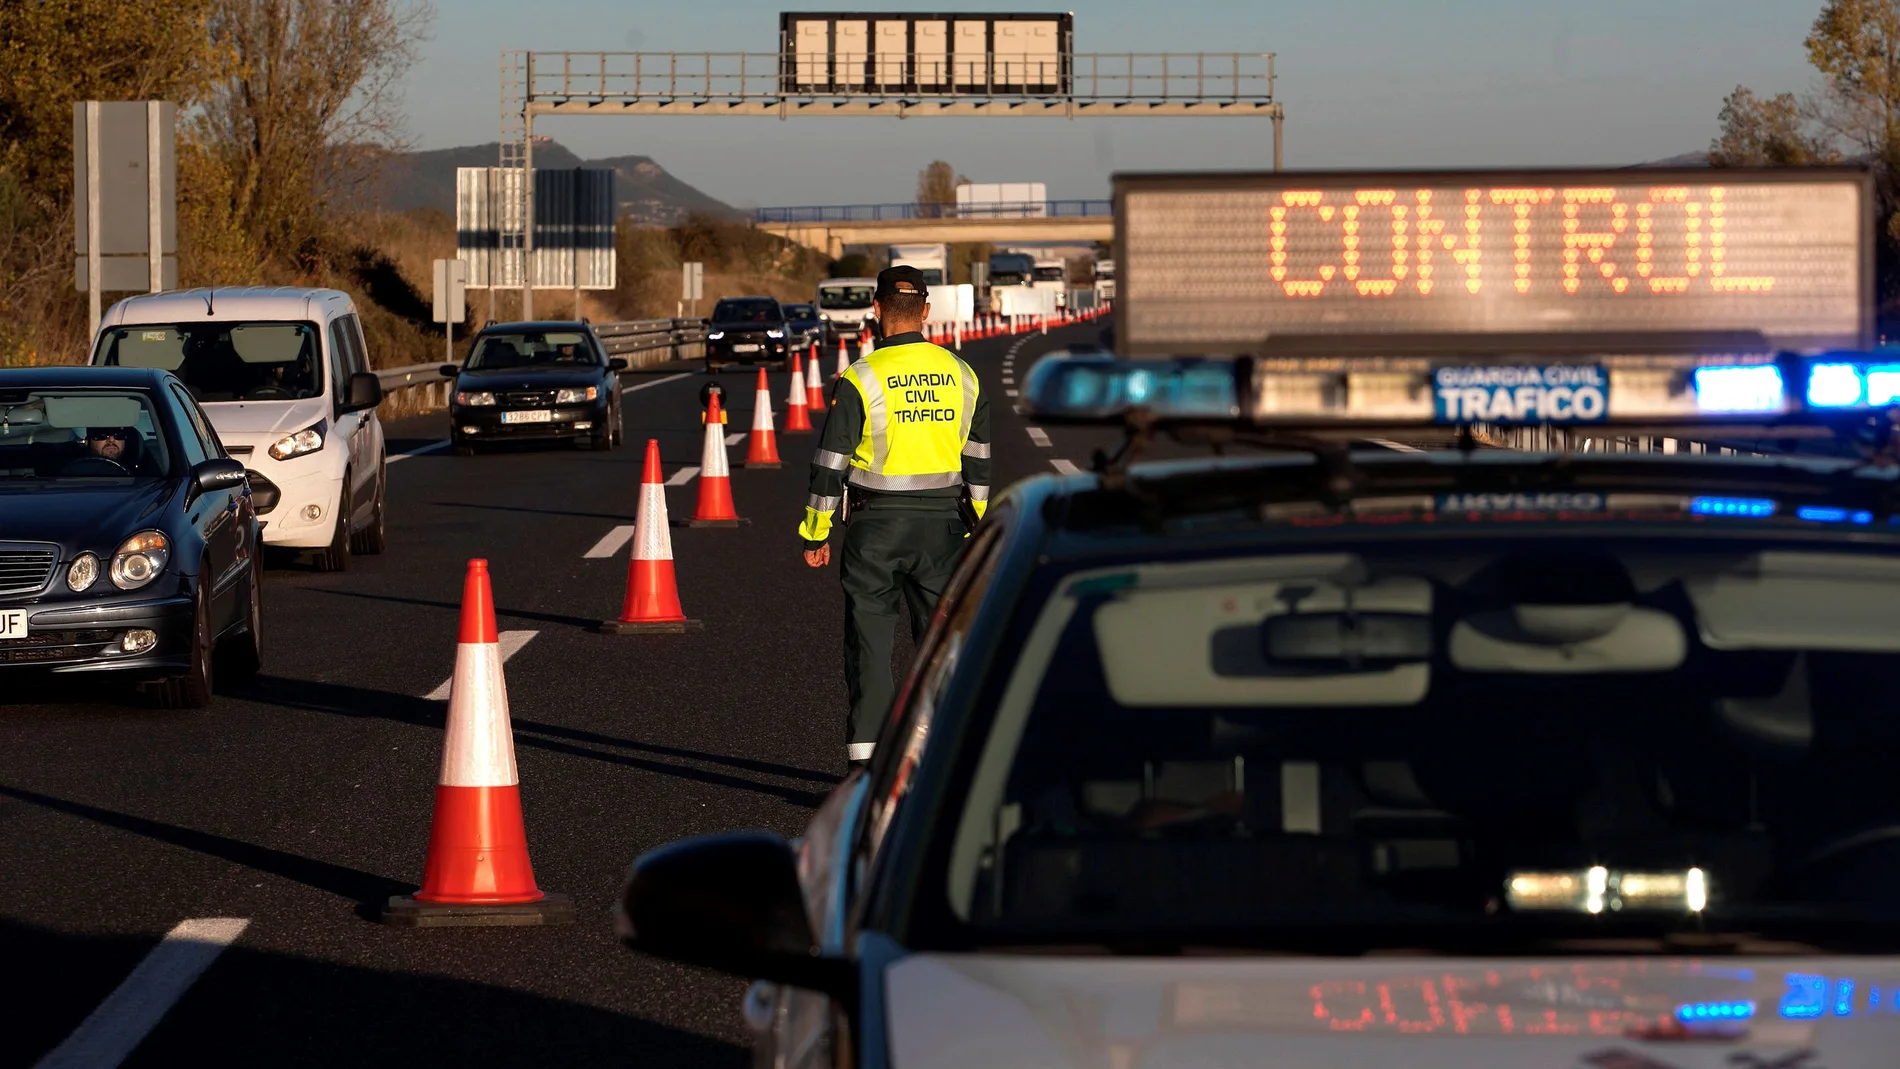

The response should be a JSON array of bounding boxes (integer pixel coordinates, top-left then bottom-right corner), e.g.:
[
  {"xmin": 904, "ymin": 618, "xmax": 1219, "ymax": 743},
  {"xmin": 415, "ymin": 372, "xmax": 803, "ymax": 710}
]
[{"xmin": 1115, "ymin": 169, "xmax": 1872, "ymax": 356}]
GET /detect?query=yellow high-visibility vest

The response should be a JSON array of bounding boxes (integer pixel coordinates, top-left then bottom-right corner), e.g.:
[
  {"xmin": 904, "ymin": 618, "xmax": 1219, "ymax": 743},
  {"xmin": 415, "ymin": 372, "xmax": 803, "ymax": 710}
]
[{"xmin": 836, "ymin": 341, "xmax": 977, "ymax": 491}]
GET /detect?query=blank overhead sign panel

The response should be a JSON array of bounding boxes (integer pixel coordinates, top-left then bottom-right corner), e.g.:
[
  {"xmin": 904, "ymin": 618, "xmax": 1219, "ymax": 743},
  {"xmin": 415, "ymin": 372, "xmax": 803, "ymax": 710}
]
[
  {"xmin": 780, "ymin": 12, "xmax": 1072, "ymax": 95},
  {"xmin": 1114, "ymin": 168, "xmax": 1874, "ymax": 356}
]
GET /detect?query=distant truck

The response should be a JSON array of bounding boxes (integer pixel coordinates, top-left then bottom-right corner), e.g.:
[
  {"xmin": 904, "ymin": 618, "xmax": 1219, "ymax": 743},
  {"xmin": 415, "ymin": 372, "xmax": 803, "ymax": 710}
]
[
  {"xmin": 1093, "ymin": 257, "xmax": 1115, "ymax": 302},
  {"xmin": 886, "ymin": 244, "xmax": 949, "ymax": 286},
  {"xmin": 1032, "ymin": 258, "xmax": 1068, "ymax": 309},
  {"xmin": 985, "ymin": 251, "xmax": 1036, "ymax": 313},
  {"xmin": 815, "ymin": 277, "xmax": 876, "ymax": 342}
]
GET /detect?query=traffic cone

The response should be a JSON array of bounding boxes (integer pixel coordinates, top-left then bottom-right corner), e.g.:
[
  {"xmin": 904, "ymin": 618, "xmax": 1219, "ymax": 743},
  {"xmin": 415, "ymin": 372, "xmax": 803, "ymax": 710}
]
[
  {"xmin": 383, "ymin": 559, "xmax": 575, "ymax": 927},
  {"xmin": 805, "ymin": 344, "xmax": 824, "ymax": 412},
  {"xmin": 689, "ymin": 394, "xmax": 743, "ymax": 527},
  {"xmin": 745, "ymin": 367, "xmax": 782, "ymax": 468},
  {"xmin": 835, "ymin": 336, "xmax": 850, "ymax": 379},
  {"xmin": 601, "ymin": 439, "xmax": 703, "ymax": 634},
  {"xmin": 784, "ymin": 352, "xmax": 813, "ymax": 434}
]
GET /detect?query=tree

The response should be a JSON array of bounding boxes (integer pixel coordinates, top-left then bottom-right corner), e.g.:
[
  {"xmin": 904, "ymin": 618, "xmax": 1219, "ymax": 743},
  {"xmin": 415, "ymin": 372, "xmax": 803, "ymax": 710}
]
[
  {"xmin": 916, "ymin": 160, "xmax": 964, "ymax": 217},
  {"xmin": 198, "ymin": 0, "xmax": 434, "ymax": 263},
  {"xmin": 1707, "ymin": 87, "xmax": 1836, "ymax": 166}
]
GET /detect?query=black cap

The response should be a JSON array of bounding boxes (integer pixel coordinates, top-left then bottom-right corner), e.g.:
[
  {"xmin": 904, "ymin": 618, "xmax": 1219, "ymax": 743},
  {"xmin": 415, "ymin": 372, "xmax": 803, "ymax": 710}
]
[{"xmin": 875, "ymin": 264, "xmax": 929, "ymax": 299}]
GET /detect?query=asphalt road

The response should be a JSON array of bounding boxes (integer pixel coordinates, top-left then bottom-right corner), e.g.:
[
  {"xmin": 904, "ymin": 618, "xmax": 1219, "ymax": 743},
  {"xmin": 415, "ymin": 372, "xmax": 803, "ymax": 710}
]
[{"xmin": 0, "ymin": 318, "xmax": 1113, "ymax": 1069}]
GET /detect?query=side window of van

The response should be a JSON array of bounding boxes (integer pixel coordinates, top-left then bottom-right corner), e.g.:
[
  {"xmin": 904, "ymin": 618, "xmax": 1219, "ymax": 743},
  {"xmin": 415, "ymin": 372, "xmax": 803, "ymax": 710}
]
[{"xmin": 326, "ymin": 319, "xmax": 350, "ymax": 404}]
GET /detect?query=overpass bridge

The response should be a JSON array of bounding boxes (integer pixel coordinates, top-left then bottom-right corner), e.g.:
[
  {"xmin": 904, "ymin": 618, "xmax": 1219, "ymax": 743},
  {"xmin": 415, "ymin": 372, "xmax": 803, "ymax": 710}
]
[{"xmin": 754, "ymin": 200, "xmax": 1111, "ymax": 256}]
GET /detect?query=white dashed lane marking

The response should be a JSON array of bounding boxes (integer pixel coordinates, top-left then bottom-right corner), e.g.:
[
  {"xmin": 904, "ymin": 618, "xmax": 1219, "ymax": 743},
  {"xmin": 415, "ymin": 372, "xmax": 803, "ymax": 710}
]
[
  {"xmin": 33, "ymin": 918, "xmax": 251, "ymax": 1069},
  {"xmin": 1006, "ymin": 389, "xmax": 1019, "ymax": 397},
  {"xmin": 424, "ymin": 630, "xmax": 539, "ymax": 699},
  {"xmin": 665, "ymin": 466, "xmax": 701, "ymax": 486},
  {"xmin": 584, "ymin": 525, "xmax": 637, "ymax": 559},
  {"xmin": 724, "ymin": 432, "xmax": 747, "ymax": 446},
  {"xmin": 1051, "ymin": 458, "xmax": 1081, "ymax": 474},
  {"xmin": 1026, "ymin": 427, "xmax": 1052, "ymax": 448},
  {"xmin": 387, "ymin": 441, "xmax": 450, "ymax": 464}
]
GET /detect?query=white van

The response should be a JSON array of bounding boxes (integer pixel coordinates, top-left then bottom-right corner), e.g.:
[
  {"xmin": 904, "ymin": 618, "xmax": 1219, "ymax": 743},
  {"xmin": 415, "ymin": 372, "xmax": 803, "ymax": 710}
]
[{"xmin": 91, "ymin": 288, "xmax": 388, "ymax": 571}]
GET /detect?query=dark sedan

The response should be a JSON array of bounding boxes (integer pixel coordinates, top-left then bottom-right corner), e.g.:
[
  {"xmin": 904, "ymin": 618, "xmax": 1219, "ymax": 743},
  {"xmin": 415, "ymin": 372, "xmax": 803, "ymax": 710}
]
[
  {"xmin": 443, "ymin": 321, "xmax": 628, "ymax": 455},
  {"xmin": 0, "ymin": 366, "xmax": 261, "ymax": 708},
  {"xmin": 782, "ymin": 303, "xmax": 826, "ymax": 349},
  {"xmin": 704, "ymin": 297, "xmax": 790, "ymax": 372}
]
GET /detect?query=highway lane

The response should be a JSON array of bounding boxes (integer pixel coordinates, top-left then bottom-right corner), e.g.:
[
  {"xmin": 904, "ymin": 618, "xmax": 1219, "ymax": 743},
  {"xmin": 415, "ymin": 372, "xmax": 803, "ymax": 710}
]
[{"xmin": 0, "ymin": 320, "xmax": 1105, "ymax": 1068}]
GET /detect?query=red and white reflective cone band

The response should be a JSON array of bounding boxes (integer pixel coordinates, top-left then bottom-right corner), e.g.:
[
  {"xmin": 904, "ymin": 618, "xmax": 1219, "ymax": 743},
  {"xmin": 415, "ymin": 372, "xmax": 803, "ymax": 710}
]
[
  {"xmin": 602, "ymin": 439, "xmax": 703, "ymax": 633},
  {"xmin": 689, "ymin": 394, "xmax": 743, "ymax": 526},
  {"xmin": 783, "ymin": 352, "xmax": 813, "ymax": 433},
  {"xmin": 382, "ymin": 559, "xmax": 574, "ymax": 926},
  {"xmin": 745, "ymin": 367, "xmax": 782, "ymax": 468},
  {"xmin": 804, "ymin": 345, "xmax": 824, "ymax": 412}
]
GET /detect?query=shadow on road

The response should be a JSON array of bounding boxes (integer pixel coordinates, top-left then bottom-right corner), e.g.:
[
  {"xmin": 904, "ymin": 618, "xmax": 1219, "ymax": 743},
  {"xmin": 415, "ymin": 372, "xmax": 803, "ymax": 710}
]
[
  {"xmin": 239, "ymin": 675, "xmax": 831, "ymax": 809},
  {"xmin": 432, "ymin": 499, "xmax": 637, "ymax": 522},
  {"xmin": 308, "ymin": 587, "xmax": 604, "ymax": 633},
  {"xmin": 2, "ymin": 917, "xmax": 746, "ymax": 1069}
]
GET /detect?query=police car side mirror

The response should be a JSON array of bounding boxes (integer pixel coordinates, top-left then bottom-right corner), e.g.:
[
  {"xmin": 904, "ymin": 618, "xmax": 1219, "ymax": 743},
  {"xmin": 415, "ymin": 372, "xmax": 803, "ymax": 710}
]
[{"xmin": 616, "ymin": 832, "xmax": 857, "ymax": 1001}]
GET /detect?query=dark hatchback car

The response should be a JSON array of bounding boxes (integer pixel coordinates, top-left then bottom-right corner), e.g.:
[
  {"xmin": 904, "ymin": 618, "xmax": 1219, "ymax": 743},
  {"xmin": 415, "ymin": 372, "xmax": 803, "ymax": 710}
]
[
  {"xmin": 782, "ymin": 303, "xmax": 826, "ymax": 349},
  {"xmin": 0, "ymin": 367, "xmax": 261, "ymax": 708},
  {"xmin": 704, "ymin": 297, "xmax": 790, "ymax": 372},
  {"xmin": 443, "ymin": 321, "xmax": 628, "ymax": 455}
]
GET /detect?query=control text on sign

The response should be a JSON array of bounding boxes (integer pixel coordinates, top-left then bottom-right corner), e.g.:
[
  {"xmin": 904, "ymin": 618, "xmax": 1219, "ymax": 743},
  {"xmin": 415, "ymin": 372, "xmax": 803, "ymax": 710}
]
[{"xmin": 1115, "ymin": 169, "xmax": 1871, "ymax": 355}]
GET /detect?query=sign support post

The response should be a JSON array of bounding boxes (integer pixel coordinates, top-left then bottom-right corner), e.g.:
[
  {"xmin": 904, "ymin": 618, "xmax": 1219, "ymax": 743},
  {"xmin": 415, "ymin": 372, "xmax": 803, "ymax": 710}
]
[{"xmin": 85, "ymin": 101, "xmax": 101, "ymax": 338}]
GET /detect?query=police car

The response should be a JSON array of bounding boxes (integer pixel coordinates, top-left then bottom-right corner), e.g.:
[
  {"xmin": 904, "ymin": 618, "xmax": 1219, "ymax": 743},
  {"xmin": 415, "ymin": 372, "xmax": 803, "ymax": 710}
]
[{"xmin": 616, "ymin": 167, "xmax": 1900, "ymax": 1067}]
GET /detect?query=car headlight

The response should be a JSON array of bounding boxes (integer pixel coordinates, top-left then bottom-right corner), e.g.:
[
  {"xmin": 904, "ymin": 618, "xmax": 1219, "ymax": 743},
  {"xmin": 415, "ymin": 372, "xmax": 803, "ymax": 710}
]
[
  {"xmin": 110, "ymin": 531, "xmax": 169, "ymax": 590},
  {"xmin": 556, "ymin": 386, "xmax": 599, "ymax": 404},
  {"xmin": 267, "ymin": 420, "xmax": 327, "ymax": 461},
  {"xmin": 67, "ymin": 552, "xmax": 99, "ymax": 592},
  {"xmin": 707, "ymin": 331, "xmax": 725, "ymax": 341},
  {"xmin": 766, "ymin": 329, "xmax": 785, "ymax": 339},
  {"xmin": 456, "ymin": 391, "xmax": 496, "ymax": 406}
]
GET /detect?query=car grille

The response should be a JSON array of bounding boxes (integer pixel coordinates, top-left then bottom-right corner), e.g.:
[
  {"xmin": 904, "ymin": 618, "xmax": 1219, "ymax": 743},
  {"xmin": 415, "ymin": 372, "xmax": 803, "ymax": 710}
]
[
  {"xmin": 246, "ymin": 470, "xmax": 280, "ymax": 515},
  {"xmin": 499, "ymin": 390, "xmax": 559, "ymax": 407},
  {"xmin": 0, "ymin": 628, "xmax": 115, "ymax": 663},
  {"xmin": 0, "ymin": 543, "xmax": 57, "ymax": 598}
]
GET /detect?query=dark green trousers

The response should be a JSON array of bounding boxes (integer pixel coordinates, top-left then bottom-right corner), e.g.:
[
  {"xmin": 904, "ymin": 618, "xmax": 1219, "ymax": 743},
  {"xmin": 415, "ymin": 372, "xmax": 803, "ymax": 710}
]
[{"xmin": 839, "ymin": 508, "xmax": 967, "ymax": 745}]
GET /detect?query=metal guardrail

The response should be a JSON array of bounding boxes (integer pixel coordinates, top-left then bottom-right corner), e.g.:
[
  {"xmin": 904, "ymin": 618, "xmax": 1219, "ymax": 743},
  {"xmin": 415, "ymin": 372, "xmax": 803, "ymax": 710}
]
[
  {"xmin": 374, "ymin": 319, "xmax": 709, "ymax": 418},
  {"xmin": 755, "ymin": 200, "xmax": 1109, "ymax": 224}
]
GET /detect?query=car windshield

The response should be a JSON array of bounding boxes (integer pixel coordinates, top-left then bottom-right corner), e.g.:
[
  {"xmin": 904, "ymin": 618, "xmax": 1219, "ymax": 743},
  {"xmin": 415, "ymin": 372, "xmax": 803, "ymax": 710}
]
[
  {"xmin": 95, "ymin": 322, "xmax": 321, "ymax": 403},
  {"xmin": 818, "ymin": 286, "xmax": 873, "ymax": 310},
  {"xmin": 946, "ymin": 536, "xmax": 1900, "ymax": 946},
  {"xmin": 990, "ymin": 272, "xmax": 1028, "ymax": 286},
  {"xmin": 0, "ymin": 390, "xmax": 171, "ymax": 479},
  {"xmin": 465, "ymin": 332, "xmax": 596, "ymax": 370},
  {"xmin": 713, "ymin": 300, "xmax": 780, "ymax": 323},
  {"xmin": 1094, "ymin": 263, "xmax": 1114, "ymax": 280},
  {"xmin": 784, "ymin": 304, "xmax": 819, "ymax": 323},
  {"xmin": 1033, "ymin": 266, "xmax": 1065, "ymax": 282}
]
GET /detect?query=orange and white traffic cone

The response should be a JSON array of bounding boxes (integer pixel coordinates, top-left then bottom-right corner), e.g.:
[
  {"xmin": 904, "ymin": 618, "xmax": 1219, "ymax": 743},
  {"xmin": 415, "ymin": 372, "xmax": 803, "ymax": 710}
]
[
  {"xmin": 835, "ymin": 337, "xmax": 850, "ymax": 379},
  {"xmin": 689, "ymin": 394, "xmax": 743, "ymax": 527},
  {"xmin": 601, "ymin": 439, "xmax": 703, "ymax": 634},
  {"xmin": 784, "ymin": 352, "xmax": 813, "ymax": 434},
  {"xmin": 745, "ymin": 367, "xmax": 782, "ymax": 468},
  {"xmin": 804, "ymin": 344, "xmax": 824, "ymax": 412},
  {"xmin": 383, "ymin": 559, "xmax": 574, "ymax": 926}
]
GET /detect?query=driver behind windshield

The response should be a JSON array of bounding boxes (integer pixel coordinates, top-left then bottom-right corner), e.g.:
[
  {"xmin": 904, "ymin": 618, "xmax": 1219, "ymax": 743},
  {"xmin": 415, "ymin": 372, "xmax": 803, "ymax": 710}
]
[{"xmin": 87, "ymin": 427, "xmax": 133, "ymax": 462}]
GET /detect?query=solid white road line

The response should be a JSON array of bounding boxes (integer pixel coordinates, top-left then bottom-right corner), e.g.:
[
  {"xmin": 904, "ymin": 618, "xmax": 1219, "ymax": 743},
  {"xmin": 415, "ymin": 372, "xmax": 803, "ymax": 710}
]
[
  {"xmin": 386, "ymin": 441, "xmax": 450, "ymax": 464},
  {"xmin": 1050, "ymin": 458, "xmax": 1081, "ymax": 474},
  {"xmin": 425, "ymin": 630, "xmax": 538, "ymax": 700},
  {"xmin": 1026, "ymin": 427, "xmax": 1052, "ymax": 448},
  {"xmin": 584, "ymin": 524, "xmax": 638, "ymax": 560},
  {"xmin": 724, "ymin": 432, "xmax": 747, "ymax": 446},
  {"xmin": 33, "ymin": 917, "xmax": 251, "ymax": 1069},
  {"xmin": 620, "ymin": 372, "xmax": 693, "ymax": 393},
  {"xmin": 665, "ymin": 466, "xmax": 701, "ymax": 486}
]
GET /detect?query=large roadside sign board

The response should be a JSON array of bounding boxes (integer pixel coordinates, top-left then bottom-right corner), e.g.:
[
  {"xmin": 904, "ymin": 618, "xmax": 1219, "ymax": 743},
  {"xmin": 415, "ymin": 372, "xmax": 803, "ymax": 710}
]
[{"xmin": 1113, "ymin": 167, "xmax": 1875, "ymax": 357}]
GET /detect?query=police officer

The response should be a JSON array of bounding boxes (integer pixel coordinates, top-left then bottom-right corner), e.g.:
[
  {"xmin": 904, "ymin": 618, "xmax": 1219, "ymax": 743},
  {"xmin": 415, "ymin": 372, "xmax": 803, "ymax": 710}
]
[{"xmin": 800, "ymin": 265, "xmax": 990, "ymax": 767}]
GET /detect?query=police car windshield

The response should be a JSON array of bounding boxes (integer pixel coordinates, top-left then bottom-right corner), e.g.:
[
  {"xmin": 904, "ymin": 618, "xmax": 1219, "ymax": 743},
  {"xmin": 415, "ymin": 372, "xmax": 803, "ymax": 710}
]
[
  {"xmin": 713, "ymin": 299, "xmax": 781, "ymax": 323},
  {"xmin": 945, "ymin": 536, "xmax": 1900, "ymax": 945},
  {"xmin": 466, "ymin": 332, "xmax": 596, "ymax": 370},
  {"xmin": 95, "ymin": 322, "xmax": 322, "ymax": 402}
]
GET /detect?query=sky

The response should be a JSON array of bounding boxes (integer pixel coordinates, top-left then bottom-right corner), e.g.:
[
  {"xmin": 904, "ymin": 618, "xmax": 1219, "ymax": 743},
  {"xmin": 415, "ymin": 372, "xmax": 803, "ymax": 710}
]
[{"xmin": 405, "ymin": 0, "xmax": 1822, "ymax": 210}]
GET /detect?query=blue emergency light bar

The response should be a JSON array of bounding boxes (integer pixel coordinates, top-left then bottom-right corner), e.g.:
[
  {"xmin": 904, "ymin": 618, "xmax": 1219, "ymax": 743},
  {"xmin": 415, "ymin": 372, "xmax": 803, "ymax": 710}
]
[{"xmin": 1020, "ymin": 347, "xmax": 1900, "ymax": 431}]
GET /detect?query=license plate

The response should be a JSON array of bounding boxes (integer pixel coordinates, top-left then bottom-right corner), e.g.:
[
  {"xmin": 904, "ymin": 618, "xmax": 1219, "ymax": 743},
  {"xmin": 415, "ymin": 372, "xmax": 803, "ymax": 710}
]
[
  {"xmin": 732, "ymin": 344, "xmax": 762, "ymax": 353},
  {"xmin": 0, "ymin": 608, "xmax": 27, "ymax": 643},
  {"xmin": 501, "ymin": 409, "xmax": 553, "ymax": 424}
]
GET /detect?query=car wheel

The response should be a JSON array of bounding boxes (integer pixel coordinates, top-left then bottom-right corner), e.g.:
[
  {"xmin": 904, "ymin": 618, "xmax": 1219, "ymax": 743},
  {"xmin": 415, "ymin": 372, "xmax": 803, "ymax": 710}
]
[
  {"xmin": 350, "ymin": 462, "xmax": 387, "ymax": 555},
  {"xmin": 452, "ymin": 435, "xmax": 477, "ymax": 457},
  {"xmin": 216, "ymin": 552, "xmax": 263, "ymax": 682},
  {"xmin": 314, "ymin": 478, "xmax": 351, "ymax": 572},
  {"xmin": 610, "ymin": 400, "xmax": 623, "ymax": 447},
  {"xmin": 152, "ymin": 583, "xmax": 214, "ymax": 709}
]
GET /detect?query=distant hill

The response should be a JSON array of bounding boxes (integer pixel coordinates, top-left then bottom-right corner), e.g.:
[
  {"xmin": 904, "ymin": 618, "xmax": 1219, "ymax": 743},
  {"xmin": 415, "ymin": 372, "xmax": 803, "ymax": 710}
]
[{"xmin": 367, "ymin": 140, "xmax": 742, "ymax": 225}]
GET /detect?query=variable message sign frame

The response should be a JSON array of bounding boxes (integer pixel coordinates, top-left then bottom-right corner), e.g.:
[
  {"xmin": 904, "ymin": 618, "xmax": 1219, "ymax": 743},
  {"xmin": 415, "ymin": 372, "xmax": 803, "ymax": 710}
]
[{"xmin": 1113, "ymin": 167, "xmax": 1875, "ymax": 357}]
